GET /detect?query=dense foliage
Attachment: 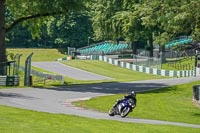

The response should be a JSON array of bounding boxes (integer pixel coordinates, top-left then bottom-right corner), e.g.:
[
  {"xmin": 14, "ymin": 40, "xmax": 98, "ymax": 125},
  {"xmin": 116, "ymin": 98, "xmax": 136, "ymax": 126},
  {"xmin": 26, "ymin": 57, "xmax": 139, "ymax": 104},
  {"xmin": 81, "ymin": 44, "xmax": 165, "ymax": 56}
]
[
  {"xmin": 0, "ymin": 0, "xmax": 87, "ymax": 74},
  {"xmin": 0, "ymin": 0, "xmax": 200, "ymax": 74},
  {"xmin": 4, "ymin": 0, "xmax": 200, "ymax": 48},
  {"xmin": 6, "ymin": 12, "xmax": 93, "ymax": 48}
]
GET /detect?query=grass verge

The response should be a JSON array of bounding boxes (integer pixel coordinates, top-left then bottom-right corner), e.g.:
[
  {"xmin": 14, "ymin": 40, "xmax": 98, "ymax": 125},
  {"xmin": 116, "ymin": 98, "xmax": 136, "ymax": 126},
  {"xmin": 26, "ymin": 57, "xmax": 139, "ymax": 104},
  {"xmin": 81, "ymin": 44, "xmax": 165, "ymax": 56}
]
[
  {"xmin": 7, "ymin": 49, "xmax": 166, "ymax": 86},
  {"xmin": 62, "ymin": 60, "xmax": 166, "ymax": 82},
  {"xmin": 73, "ymin": 81, "xmax": 200, "ymax": 124},
  {"xmin": 0, "ymin": 105, "xmax": 199, "ymax": 133},
  {"xmin": 8, "ymin": 48, "xmax": 66, "ymax": 62},
  {"xmin": 162, "ymin": 56, "xmax": 195, "ymax": 70}
]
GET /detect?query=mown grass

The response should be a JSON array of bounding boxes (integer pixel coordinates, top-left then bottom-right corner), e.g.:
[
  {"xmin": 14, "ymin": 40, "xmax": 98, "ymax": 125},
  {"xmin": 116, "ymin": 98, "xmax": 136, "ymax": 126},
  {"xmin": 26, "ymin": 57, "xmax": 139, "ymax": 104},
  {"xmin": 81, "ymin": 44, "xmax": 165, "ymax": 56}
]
[
  {"xmin": 162, "ymin": 56, "xmax": 195, "ymax": 70},
  {"xmin": 25, "ymin": 59, "xmax": 167, "ymax": 86},
  {"xmin": 8, "ymin": 48, "xmax": 66, "ymax": 62},
  {"xmin": 6, "ymin": 48, "xmax": 66, "ymax": 87},
  {"xmin": 7, "ymin": 48, "xmax": 167, "ymax": 86},
  {"xmin": 0, "ymin": 105, "xmax": 199, "ymax": 133},
  {"xmin": 1, "ymin": 48, "xmax": 199, "ymax": 132},
  {"xmin": 62, "ymin": 60, "xmax": 166, "ymax": 82},
  {"xmin": 73, "ymin": 80, "xmax": 200, "ymax": 124}
]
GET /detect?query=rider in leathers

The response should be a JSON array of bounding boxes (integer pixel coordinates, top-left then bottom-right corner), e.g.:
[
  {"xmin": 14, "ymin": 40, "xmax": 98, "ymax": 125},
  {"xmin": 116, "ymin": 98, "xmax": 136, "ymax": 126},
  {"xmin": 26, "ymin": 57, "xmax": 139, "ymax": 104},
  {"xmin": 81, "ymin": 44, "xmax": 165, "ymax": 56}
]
[{"xmin": 113, "ymin": 91, "xmax": 137, "ymax": 111}]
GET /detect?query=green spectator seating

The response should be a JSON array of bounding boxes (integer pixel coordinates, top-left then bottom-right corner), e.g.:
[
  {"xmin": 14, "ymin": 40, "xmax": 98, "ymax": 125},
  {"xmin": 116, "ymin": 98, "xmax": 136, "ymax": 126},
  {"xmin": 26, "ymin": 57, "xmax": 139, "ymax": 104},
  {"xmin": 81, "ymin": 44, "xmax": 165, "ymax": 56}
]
[
  {"xmin": 78, "ymin": 42, "xmax": 129, "ymax": 55},
  {"xmin": 165, "ymin": 37, "xmax": 192, "ymax": 48}
]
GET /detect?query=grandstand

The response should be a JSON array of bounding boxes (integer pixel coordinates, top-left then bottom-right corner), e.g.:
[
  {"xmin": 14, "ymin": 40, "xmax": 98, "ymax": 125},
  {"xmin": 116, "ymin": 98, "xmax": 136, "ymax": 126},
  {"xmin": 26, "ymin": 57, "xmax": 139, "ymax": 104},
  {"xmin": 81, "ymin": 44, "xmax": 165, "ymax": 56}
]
[
  {"xmin": 165, "ymin": 37, "xmax": 192, "ymax": 49},
  {"xmin": 77, "ymin": 41, "xmax": 129, "ymax": 55},
  {"xmin": 74, "ymin": 37, "xmax": 193, "ymax": 70}
]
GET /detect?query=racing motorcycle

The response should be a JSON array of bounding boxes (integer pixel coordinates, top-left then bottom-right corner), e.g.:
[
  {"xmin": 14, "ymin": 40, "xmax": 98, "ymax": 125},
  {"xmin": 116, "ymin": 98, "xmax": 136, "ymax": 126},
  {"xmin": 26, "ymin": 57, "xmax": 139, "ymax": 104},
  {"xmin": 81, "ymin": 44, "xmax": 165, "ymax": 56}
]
[{"xmin": 108, "ymin": 98, "xmax": 136, "ymax": 118}]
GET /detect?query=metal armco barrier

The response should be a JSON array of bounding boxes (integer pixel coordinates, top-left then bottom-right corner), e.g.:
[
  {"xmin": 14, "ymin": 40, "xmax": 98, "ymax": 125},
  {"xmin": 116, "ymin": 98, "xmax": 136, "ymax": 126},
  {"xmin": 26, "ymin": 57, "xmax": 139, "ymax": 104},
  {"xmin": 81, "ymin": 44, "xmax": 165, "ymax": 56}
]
[
  {"xmin": 19, "ymin": 66, "xmax": 64, "ymax": 85},
  {"xmin": 0, "ymin": 75, "xmax": 20, "ymax": 86}
]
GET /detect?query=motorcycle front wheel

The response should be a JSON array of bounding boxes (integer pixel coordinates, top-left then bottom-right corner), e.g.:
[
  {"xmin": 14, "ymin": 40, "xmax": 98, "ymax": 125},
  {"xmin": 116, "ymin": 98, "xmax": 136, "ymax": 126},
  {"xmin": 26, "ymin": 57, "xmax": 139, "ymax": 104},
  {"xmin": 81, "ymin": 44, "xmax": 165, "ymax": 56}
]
[
  {"xmin": 108, "ymin": 107, "xmax": 115, "ymax": 116},
  {"xmin": 120, "ymin": 107, "xmax": 131, "ymax": 118}
]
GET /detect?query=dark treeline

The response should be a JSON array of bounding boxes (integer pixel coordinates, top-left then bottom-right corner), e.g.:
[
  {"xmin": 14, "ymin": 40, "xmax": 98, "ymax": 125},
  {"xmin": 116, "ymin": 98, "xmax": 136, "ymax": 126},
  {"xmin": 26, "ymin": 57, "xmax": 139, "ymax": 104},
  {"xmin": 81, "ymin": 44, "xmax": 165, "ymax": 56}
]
[
  {"xmin": 0, "ymin": 0, "xmax": 200, "ymax": 68},
  {"xmin": 5, "ymin": 0, "xmax": 200, "ymax": 55},
  {"xmin": 6, "ymin": 12, "xmax": 93, "ymax": 49}
]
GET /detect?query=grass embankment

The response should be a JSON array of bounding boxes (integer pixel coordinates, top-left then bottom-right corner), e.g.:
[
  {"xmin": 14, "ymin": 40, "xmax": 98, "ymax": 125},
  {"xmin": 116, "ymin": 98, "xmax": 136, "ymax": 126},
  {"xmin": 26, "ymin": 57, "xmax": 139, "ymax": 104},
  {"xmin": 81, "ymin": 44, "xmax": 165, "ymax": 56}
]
[
  {"xmin": 7, "ymin": 48, "xmax": 166, "ymax": 86},
  {"xmin": 74, "ymin": 81, "xmax": 200, "ymax": 125},
  {"xmin": 8, "ymin": 48, "xmax": 66, "ymax": 62},
  {"xmin": 62, "ymin": 60, "xmax": 165, "ymax": 83},
  {"xmin": 0, "ymin": 106, "xmax": 199, "ymax": 133},
  {"xmin": 1, "ymin": 48, "xmax": 199, "ymax": 132},
  {"xmin": 162, "ymin": 56, "xmax": 195, "ymax": 70},
  {"xmin": 7, "ymin": 48, "xmax": 66, "ymax": 86}
]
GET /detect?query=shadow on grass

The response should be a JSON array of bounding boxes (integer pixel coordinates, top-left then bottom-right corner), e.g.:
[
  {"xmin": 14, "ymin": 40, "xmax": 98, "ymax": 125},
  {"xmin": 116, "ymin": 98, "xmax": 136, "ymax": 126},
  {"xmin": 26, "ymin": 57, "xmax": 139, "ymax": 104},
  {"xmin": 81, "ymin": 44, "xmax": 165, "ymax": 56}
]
[
  {"xmin": 193, "ymin": 113, "xmax": 200, "ymax": 117},
  {"xmin": 139, "ymin": 86, "xmax": 181, "ymax": 94}
]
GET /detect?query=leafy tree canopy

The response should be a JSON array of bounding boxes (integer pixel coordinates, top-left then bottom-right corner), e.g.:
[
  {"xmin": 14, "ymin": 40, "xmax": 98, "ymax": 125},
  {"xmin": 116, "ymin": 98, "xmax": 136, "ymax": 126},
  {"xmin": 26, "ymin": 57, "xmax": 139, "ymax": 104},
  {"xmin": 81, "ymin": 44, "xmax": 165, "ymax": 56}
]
[
  {"xmin": 0, "ymin": 0, "xmax": 87, "ymax": 74},
  {"xmin": 5, "ymin": 0, "xmax": 86, "ymax": 35}
]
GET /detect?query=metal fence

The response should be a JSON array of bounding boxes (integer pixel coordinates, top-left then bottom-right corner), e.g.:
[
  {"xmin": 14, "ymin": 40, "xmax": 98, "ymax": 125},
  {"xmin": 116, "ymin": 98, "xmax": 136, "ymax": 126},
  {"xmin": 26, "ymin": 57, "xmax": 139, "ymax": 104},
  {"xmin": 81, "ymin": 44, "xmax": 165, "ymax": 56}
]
[
  {"xmin": 132, "ymin": 54, "xmax": 161, "ymax": 69},
  {"xmin": 19, "ymin": 66, "xmax": 64, "ymax": 84},
  {"xmin": 114, "ymin": 54, "xmax": 161, "ymax": 69},
  {"xmin": 97, "ymin": 55, "xmax": 195, "ymax": 77}
]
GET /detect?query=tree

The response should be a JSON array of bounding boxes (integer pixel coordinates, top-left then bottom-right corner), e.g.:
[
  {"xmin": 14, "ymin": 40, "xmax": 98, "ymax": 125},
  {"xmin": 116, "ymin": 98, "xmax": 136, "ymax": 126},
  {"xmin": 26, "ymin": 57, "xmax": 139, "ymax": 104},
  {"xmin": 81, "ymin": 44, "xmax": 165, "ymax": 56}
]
[
  {"xmin": 0, "ymin": 0, "xmax": 6, "ymax": 75},
  {"xmin": 91, "ymin": 0, "xmax": 146, "ymax": 54},
  {"xmin": 91, "ymin": 0, "xmax": 200, "ymax": 57},
  {"xmin": 140, "ymin": 0, "xmax": 200, "ymax": 61},
  {"xmin": 0, "ymin": 0, "xmax": 86, "ymax": 75},
  {"xmin": 6, "ymin": 12, "xmax": 93, "ymax": 49},
  {"xmin": 47, "ymin": 12, "xmax": 93, "ymax": 48}
]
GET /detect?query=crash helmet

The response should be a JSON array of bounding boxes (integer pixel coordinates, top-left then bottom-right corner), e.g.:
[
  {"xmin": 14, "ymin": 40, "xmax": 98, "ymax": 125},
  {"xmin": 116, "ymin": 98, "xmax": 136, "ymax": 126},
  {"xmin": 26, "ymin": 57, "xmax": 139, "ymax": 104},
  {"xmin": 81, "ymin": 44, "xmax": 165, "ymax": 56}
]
[{"xmin": 131, "ymin": 91, "xmax": 136, "ymax": 97}]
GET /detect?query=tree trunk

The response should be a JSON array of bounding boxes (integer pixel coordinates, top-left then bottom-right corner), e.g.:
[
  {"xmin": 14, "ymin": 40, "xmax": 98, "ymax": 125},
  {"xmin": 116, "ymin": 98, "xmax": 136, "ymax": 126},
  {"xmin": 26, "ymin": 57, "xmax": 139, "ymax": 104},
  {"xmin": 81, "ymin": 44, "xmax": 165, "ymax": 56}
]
[
  {"xmin": 0, "ymin": 0, "xmax": 6, "ymax": 75},
  {"xmin": 149, "ymin": 33, "xmax": 153, "ymax": 57},
  {"xmin": 131, "ymin": 41, "xmax": 137, "ymax": 55},
  {"xmin": 160, "ymin": 44, "xmax": 166, "ymax": 63}
]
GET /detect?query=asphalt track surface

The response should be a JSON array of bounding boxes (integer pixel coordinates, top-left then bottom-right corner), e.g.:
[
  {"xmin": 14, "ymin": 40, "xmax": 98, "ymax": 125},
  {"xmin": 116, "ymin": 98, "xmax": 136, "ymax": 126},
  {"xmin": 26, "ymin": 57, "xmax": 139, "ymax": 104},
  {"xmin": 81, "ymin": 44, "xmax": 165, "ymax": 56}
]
[
  {"xmin": 1, "ymin": 62, "xmax": 200, "ymax": 128},
  {"xmin": 32, "ymin": 61, "xmax": 113, "ymax": 80}
]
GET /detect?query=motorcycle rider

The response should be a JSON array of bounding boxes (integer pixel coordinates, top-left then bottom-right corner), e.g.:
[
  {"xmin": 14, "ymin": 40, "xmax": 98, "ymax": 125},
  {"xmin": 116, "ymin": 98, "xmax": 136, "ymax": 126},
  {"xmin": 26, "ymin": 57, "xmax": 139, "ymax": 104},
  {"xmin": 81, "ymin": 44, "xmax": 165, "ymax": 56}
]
[{"xmin": 113, "ymin": 91, "xmax": 137, "ymax": 108}]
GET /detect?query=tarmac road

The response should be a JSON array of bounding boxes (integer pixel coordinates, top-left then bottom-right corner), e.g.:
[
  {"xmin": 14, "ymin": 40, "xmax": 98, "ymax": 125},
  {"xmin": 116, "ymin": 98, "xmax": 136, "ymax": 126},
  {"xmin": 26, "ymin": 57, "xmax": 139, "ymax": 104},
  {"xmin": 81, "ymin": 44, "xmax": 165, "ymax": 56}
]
[
  {"xmin": 1, "ymin": 77, "xmax": 200, "ymax": 128},
  {"xmin": 32, "ymin": 61, "xmax": 113, "ymax": 80}
]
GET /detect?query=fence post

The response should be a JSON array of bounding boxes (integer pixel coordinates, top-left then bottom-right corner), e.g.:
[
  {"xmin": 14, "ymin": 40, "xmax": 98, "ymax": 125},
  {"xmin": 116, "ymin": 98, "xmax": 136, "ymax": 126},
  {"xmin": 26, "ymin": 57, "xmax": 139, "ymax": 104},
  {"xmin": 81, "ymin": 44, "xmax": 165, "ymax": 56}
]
[
  {"xmin": 24, "ymin": 52, "xmax": 33, "ymax": 86},
  {"xmin": 13, "ymin": 54, "xmax": 22, "ymax": 75}
]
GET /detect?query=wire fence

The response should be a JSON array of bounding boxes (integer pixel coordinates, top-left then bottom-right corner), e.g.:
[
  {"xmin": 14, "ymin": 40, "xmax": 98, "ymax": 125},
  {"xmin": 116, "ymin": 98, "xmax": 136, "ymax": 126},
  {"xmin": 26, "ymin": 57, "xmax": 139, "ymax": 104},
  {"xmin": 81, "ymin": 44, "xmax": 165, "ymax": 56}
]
[
  {"xmin": 132, "ymin": 54, "xmax": 161, "ymax": 69},
  {"xmin": 116, "ymin": 54, "xmax": 162, "ymax": 69},
  {"xmin": 19, "ymin": 66, "xmax": 64, "ymax": 84}
]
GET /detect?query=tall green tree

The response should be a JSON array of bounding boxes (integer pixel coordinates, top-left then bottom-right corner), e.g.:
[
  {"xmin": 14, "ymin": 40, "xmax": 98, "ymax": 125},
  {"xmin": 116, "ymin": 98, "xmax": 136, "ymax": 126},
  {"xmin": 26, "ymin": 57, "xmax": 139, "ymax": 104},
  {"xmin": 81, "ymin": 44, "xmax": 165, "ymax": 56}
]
[
  {"xmin": 0, "ymin": 0, "xmax": 86, "ymax": 75},
  {"xmin": 135, "ymin": 0, "xmax": 200, "ymax": 59},
  {"xmin": 136, "ymin": 0, "xmax": 164, "ymax": 57},
  {"xmin": 48, "ymin": 12, "xmax": 93, "ymax": 48},
  {"xmin": 6, "ymin": 12, "xmax": 93, "ymax": 49},
  {"xmin": 91, "ymin": 0, "xmax": 200, "ymax": 57},
  {"xmin": 166, "ymin": 0, "xmax": 200, "ymax": 41},
  {"xmin": 91, "ymin": 0, "xmax": 146, "ymax": 54}
]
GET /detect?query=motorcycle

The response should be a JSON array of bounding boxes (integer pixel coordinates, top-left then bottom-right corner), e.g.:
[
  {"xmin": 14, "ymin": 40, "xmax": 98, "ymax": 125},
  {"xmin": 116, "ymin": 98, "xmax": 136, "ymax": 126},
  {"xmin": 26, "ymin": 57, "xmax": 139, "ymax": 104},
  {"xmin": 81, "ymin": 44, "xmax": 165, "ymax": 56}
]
[{"xmin": 108, "ymin": 98, "xmax": 136, "ymax": 118}]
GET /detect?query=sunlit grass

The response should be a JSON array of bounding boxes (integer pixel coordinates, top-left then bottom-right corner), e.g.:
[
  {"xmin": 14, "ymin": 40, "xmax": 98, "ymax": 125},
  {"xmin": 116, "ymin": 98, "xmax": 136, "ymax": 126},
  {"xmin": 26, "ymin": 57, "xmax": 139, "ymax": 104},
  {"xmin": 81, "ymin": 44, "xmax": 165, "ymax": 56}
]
[
  {"xmin": 162, "ymin": 56, "xmax": 195, "ymax": 70},
  {"xmin": 0, "ymin": 105, "xmax": 199, "ymax": 133},
  {"xmin": 8, "ymin": 48, "xmax": 66, "ymax": 62},
  {"xmin": 73, "ymin": 80, "xmax": 200, "ymax": 124},
  {"xmin": 62, "ymin": 60, "xmax": 166, "ymax": 82},
  {"xmin": 7, "ymin": 48, "xmax": 168, "ymax": 86}
]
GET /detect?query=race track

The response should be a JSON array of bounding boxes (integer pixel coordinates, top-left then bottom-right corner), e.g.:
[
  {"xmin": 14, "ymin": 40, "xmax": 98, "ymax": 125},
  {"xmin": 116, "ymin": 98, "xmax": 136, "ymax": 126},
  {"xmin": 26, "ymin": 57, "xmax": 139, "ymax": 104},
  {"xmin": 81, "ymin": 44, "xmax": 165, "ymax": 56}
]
[
  {"xmin": 1, "ymin": 61, "xmax": 200, "ymax": 128},
  {"xmin": 32, "ymin": 62, "xmax": 113, "ymax": 80},
  {"xmin": 1, "ymin": 79, "xmax": 200, "ymax": 128}
]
